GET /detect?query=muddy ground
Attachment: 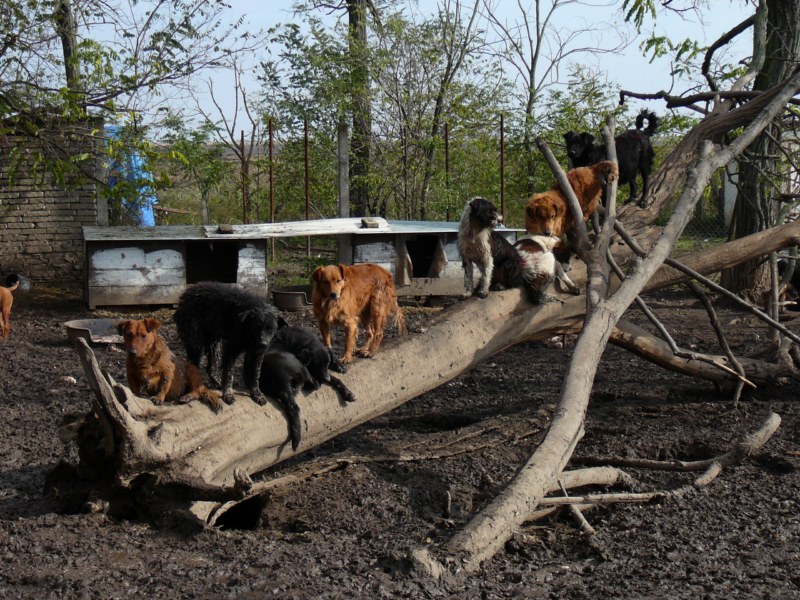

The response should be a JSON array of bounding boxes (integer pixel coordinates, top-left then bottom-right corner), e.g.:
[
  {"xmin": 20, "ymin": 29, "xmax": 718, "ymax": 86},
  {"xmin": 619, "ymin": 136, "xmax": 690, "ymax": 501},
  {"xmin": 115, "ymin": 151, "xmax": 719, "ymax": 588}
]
[{"xmin": 0, "ymin": 283, "xmax": 798, "ymax": 599}]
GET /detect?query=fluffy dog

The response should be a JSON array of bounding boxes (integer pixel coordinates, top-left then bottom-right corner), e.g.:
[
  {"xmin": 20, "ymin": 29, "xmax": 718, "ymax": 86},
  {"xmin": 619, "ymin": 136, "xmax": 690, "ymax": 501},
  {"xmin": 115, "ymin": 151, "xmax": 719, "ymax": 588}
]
[
  {"xmin": 0, "ymin": 276, "xmax": 19, "ymax": 340},
  {"xmin": 524, "ymin": 161, "xmax": 619, "ymax": 239},
  {"xmin": 259, "ymin": 350, "xmax": 315, "ymax": 451},
  {"xmin": 458, "ymin": 196, "xmax": 552, "ymax": 302},
  {"xmin": 270, "ymin": 322, "xmax": 356, "ymax": 402},
  {"xmin": 174, "ymin": 282, "xmax": 279, "ymax": 406},
  {"xmin": 563, "ymin": 110, "xmax": 659, "ymax": 206},
  {"xmin": 514, "ymin": 236, "xmax": 581, "ymax": 296},
  {"xmin": 117, "ymin": 318, "xmax": 223, "ymax": 412},
  {"xmin": 311, "ymin": 263, "xmax": 407, "ymax": 364}
]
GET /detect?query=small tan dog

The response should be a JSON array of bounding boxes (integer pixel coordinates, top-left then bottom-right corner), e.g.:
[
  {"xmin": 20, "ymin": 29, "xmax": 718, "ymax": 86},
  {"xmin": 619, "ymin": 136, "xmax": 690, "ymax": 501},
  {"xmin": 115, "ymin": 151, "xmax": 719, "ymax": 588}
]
[
  {"xmin": 311, "ymin": 263, "xmax": 407, "ymax": 364},
  {"xmin": 0, "ymin": 278, "xmax": 20, "ymax": 340},
  {"xmin": 117, "ymin": 318, "xmax": 222, "ymax": 412}
]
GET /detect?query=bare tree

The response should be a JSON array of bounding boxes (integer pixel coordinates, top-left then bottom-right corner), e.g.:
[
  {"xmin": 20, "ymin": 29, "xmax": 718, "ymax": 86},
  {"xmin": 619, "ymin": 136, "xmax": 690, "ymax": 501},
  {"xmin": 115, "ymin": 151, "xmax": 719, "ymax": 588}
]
[{"xmin": 482, "ymin": 0, "xmax": 630, "ymax": 193}]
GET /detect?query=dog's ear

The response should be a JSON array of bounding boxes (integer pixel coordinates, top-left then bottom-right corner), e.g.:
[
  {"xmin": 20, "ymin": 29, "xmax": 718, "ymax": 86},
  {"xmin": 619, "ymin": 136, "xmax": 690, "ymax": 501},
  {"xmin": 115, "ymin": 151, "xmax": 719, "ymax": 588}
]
[
  {"xmin": 116, "ymin": 320, "xmax": 130, "ymax": 335},
  {"xmin": 581, "ymin": 132, "xmax": 595, "ymax": 145},
  {"xmin": 143, "ymin": 318, "xmax": 161, "ymax": 332},
  {"xmin": 337, "ymin": 264, "xmax": 347, "ymax": 281},
  {"xmin": 276, "ymin": 316, "xmax": 289, "ymax": 329},
  {"xmin": 563, "ymin": 131, "xmax": 575, "ymax": 142},
  {"xmin": 311, "ymin": 266, "xmax": 323, "ymax": 283}
]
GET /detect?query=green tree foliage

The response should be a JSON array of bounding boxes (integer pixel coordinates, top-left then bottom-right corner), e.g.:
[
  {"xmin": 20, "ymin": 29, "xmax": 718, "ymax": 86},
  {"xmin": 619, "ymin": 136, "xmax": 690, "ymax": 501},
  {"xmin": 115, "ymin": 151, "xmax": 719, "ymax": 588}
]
[{"xmin": 1, "ymin": 0, "xmax": 266, "ymax": 222}]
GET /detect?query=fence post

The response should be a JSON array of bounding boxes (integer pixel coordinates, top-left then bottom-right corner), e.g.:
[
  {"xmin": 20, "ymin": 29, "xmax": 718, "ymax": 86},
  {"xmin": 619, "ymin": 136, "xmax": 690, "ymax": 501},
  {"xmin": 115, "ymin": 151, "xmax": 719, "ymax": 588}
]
[
  {"xmin": 500, "ymin": 113, "xmax": 506, "ymax": 223},
  {"xmin": 305, "ymin": 118, "xmax": 311, "ymax": 258},
  {"xmin": 445, "ymin": 121, "xmax": 450, "ymax": 221},
  {"xmin": 241, "ymin": 129, "xmax": 249, "ymax": 224}
]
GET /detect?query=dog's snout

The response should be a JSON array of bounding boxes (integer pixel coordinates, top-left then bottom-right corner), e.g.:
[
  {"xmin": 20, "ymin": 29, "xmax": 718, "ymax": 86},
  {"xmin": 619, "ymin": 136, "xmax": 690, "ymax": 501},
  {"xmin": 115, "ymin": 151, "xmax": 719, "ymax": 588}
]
[{"xmin": 329, "ymin": 292, "xmax": 339, "ymax": 300}]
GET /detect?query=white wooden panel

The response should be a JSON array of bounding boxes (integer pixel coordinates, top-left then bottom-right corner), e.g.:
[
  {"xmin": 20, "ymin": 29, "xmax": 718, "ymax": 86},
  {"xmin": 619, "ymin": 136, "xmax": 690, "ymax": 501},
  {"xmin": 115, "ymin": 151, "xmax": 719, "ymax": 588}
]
[
  {"xmin": 87, "ymin": 284, "xmax": 186, "ymax": 309},
  {"xmin": 89, "ymin": 246, "xmax": 184, "ymax": 271},
  {"xmin": 237, "ymin": 242, "xmax": 268, "ymax": 288},
  {"xmin": 353, "ymin": 241, "xmax": 396, "ymax": 263}
]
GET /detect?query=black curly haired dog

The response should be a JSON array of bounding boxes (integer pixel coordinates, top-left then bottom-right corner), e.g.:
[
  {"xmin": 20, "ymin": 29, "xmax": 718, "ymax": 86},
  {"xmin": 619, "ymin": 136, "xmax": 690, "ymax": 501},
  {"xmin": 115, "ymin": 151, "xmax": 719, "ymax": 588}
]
[
  {"xmin": 174, "ymin": 281, "xmax": 279, "ymax": 406},
  {"xmin": 457, "ymin": 196, "xmax": 551, "ymax": 303},
  {"xmin": 563, "ymin": 109, "xmax": 659, "ymax": 207}
]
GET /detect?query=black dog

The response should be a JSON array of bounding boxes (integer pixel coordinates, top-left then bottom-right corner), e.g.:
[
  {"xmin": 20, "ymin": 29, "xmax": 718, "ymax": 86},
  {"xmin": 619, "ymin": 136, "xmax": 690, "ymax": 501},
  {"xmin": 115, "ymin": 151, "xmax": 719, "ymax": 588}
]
[
  {"xmin": 174, "ymin": 282, "xmax": 279, "ymax": 406},
  {"xmin": 259, "ymin": 350, "xmax": 315, "ymax": 451},
  {"xmin": 457, "ymin": 197, "xmax": 545, "ymax": 303},
  {"xmin": 778, "ymin": 258, "xmax": 800, "ymax": 311},
  {"xmin": 563, "ymin": 110, "xmax": 659, "ymax": 207},
  {"xmin": 270, "ymin": 322, "xmax": 356, "ymax": 402}
]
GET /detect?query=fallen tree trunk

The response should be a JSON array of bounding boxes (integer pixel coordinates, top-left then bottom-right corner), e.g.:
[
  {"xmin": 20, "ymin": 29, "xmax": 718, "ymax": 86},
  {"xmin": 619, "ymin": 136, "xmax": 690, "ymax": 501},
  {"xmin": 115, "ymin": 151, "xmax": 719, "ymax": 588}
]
[{"xmin": 73, "ymin": 195, "xmax": 800, "ymax": 525}]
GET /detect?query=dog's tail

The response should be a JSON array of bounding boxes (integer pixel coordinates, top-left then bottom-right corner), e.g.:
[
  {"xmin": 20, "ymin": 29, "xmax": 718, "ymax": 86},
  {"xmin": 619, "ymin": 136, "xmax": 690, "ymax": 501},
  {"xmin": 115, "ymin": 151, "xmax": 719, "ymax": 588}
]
[
  {"xmin": 327, "ymin": 374, "xmax": 356, "ymax": 403},
  {"xmin": 636, "ymin": 110, "xmax": 659, "ymax": 137},
  {"xmin": 393, "ymin": 305, "xmax": 408, "ymax": 335}
]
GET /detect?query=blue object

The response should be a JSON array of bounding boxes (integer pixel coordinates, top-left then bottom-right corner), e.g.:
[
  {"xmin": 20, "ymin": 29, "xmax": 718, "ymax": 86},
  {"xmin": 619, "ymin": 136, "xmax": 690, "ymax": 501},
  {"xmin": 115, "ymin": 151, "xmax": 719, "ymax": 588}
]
[{"xmin": 105, "ymin": 125, "xmax": 158, "ymax": 226}]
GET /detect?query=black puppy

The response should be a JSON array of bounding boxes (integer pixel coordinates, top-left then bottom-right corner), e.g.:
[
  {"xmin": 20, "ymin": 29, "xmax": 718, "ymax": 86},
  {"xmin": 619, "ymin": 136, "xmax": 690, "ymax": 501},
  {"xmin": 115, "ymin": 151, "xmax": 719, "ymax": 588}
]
[
  {"xmin": 457, "ymin": 196, "xmax": 544, "ymax": 303},
  {"xmin": 174, "ymin": 282, "xmax": 279, "ymax": 406},
  {"xmin": 270, "ymin": 322, "xmax": 356, "ymax": 402},
  {"xmin": 259, "ymin": 350, "xmax": 315, "ymax": 451},
  {"xmin": 563, "ymin": 110, "xmax": 659, "ymax": 207}
]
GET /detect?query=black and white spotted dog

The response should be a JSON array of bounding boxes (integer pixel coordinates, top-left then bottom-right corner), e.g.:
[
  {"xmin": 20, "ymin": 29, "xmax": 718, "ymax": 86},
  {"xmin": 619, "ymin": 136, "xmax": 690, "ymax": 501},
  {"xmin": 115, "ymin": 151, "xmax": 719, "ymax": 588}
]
[{"xmin": 457, "ymin": 197, "xmax": 577, "ymax": 302}]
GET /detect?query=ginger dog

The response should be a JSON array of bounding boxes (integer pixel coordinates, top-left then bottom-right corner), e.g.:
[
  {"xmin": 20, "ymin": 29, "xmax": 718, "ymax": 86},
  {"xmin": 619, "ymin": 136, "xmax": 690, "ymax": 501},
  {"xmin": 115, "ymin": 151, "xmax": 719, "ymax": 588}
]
[
  {"xmin": 117, "ymin": 318, "xmax": 223, "ymax": 412},
  {"xmin": 0, "ymin": 278, "xmax": 19, "ymax": 340},
  {"xmin": 311, "ymin": 263, "xmax": 407, "ymax": 364},
  {"xmin": 524, "ymin": 161, "xmax": 618, "ymax": 238}
]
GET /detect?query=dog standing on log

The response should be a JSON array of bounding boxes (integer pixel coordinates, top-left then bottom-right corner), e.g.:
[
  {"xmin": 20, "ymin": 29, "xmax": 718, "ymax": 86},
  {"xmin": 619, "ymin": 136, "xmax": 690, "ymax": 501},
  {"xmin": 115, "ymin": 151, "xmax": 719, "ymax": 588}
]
[
  {"xmin": 563, "ymin": 109, "xmax": 659, "ymax": 207},
  {"xmin": 0, "ymin": 276, "xmax": 20, "ymax": 340},
  {"xmin": 524, "ymin": 161, "xmax": 618, "ymax": 240},
  {"xmin": 117, "ymin": 318, "xmax": 223, "ymax": 412},
  {"xmin": 174, "ymin": 282, "xmax": 279, "ymax": 406},
  {"xmin": 457, "ymin": 197, "xmax": 565, "ymax": 303},
  {"xmin": 311, "ymin": 263, "xmax": 407, "ymax": 364}
]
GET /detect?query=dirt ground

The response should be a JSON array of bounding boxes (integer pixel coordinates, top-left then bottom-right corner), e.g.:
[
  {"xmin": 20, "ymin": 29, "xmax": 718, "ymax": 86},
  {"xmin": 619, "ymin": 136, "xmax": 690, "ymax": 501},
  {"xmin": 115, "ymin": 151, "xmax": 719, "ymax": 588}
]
[{"xmin": 0, "ymin": 282, "xmax": 798, "ymax": 599}]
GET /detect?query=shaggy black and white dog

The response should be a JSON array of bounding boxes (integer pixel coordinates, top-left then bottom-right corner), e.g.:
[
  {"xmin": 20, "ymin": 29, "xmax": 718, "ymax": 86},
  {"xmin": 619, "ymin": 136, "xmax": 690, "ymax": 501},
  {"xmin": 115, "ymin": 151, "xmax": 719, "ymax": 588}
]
[
  {"xmin": 563, "ymin": 109, "xmax": 659, "ymax": 207},
  {"xmin": 174, "ymin": 281, "xmax": 279, "ymax": 407},
  {"xmin": 457, "ymin": 197, "xmax": 575, "ymax": 302}
]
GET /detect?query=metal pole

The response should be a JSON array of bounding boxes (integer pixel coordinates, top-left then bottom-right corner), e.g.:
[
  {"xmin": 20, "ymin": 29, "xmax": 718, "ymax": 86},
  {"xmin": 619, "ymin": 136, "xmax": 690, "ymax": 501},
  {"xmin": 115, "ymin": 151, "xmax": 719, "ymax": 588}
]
[
  {"xmin": 304, "ymin": 118, "xmax": 311, "ymax": 258},
  {"xmin": 269, "ymin": 118, "xmax": 275, "ymax": 262},
  {"xmin": 500, "ymin": 114, "xmax": 506, "ymax": 223},
  {"xmin": 445, "ymin": 121, "xmax": 450, "ymax": 220},
  {"xmin": 241, "ymin": 130, "xmax": 249, "ymax": 224}
]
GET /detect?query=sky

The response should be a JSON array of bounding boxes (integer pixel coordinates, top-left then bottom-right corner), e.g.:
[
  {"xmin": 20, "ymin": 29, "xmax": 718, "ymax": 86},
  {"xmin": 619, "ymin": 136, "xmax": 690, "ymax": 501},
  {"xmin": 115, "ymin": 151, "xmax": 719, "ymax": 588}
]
[{"xmin": 193, "ymin": 0, "xmax": 754, "ymax": 122}]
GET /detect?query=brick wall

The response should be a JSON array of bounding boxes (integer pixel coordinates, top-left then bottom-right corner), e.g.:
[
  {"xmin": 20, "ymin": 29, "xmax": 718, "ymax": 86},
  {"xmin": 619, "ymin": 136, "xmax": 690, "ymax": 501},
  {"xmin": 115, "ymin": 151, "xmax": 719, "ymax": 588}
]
[{"xmin": 0, "ymin": 121, "xmax": 103, "ymax": 287}]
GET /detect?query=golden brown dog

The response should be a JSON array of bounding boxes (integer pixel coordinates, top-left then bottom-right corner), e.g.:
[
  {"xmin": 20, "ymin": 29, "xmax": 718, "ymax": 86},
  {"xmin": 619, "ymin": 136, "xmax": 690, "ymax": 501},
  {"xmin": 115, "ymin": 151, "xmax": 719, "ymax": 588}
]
[
  {"xmin": 311, "ymin": 263, "xmax": 407, "ymax": 364},
  {"xmin": 117, "ymin": 318, "xmax": 223, "ymax": 412},
  {"xmin": 524, "ymin": 161, "xmax": 619, "ymax": 238},
  {"xmin": 0, "ymin": 279, "xmax": 20, "ymax": 340}
]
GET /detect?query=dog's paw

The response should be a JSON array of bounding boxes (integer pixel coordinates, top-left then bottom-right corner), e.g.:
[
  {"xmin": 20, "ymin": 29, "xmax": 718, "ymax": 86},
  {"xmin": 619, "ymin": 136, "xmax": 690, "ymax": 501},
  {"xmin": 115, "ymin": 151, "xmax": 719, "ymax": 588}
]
[
  {"xmin": 541, "ymin": 294, "xmax": 565, "ymax": 304},
  {"xmin": 222, "ymin": 390, "xmax": 237, "ymax": 405},
  {"xmin": 330, "ymin": 360, "xmax": 347, "ymax": 374},
  {"xmin": 475, "ymin": 289, "xmax": 489, "ymax": 299},
  {"xmin": 460, "ymin": 291, "xmax": 473, "ymax": 300},
  {"xmin": 637, "ymin": 199, "xmax": 648, "ymax": 209},
  {"xmin": 339, "ymin": 355, "xmax": 353, "ymax": 365},
  {"xmin": 251, "ymin": 390, "xmax": 269, "ymax": 406},
  {"xmin": 149, "ymin": 396, "xmax": 165, "ymax": 406}
]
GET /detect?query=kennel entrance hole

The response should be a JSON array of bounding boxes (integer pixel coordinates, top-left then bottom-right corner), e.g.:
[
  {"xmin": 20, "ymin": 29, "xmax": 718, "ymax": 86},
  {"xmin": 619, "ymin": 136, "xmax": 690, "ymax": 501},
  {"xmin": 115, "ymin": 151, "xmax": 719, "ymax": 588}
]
[
  {"xmin": 404, "ymin": 235, "xmax": 443, "ymax": 278},
  {"xmin": 186, "ymin": 241, "xmax": 239, "ymax": 284}
]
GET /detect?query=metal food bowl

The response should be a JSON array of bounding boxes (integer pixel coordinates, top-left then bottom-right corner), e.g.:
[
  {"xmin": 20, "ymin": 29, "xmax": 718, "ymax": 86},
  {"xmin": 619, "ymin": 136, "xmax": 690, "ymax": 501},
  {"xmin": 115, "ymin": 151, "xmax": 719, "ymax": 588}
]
[
  {"xmin": 65, "ymin": 318, "xmax": 123, "ymax": 345},
  {"xmin": 272, "ymin": 285, "xmax": 313, "ymax": 311}
]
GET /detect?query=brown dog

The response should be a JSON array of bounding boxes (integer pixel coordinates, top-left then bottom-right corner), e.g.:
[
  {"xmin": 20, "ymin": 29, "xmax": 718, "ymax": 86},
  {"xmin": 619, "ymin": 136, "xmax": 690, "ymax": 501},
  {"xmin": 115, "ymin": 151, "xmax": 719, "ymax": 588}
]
[
  {"xmin": 524, "ymin": 161, "xmax": 619, "ymax": 238},
  {"xmin": 311, "ymin": 263, "xmax": 407, "ymax": 364},
  {"xmin": 117, "ymin": 318, "xmax": 223, "ymax": 412},
  {"xmin": 0, "ymin": 279, "xmax": 20, "ymax": 340}
]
